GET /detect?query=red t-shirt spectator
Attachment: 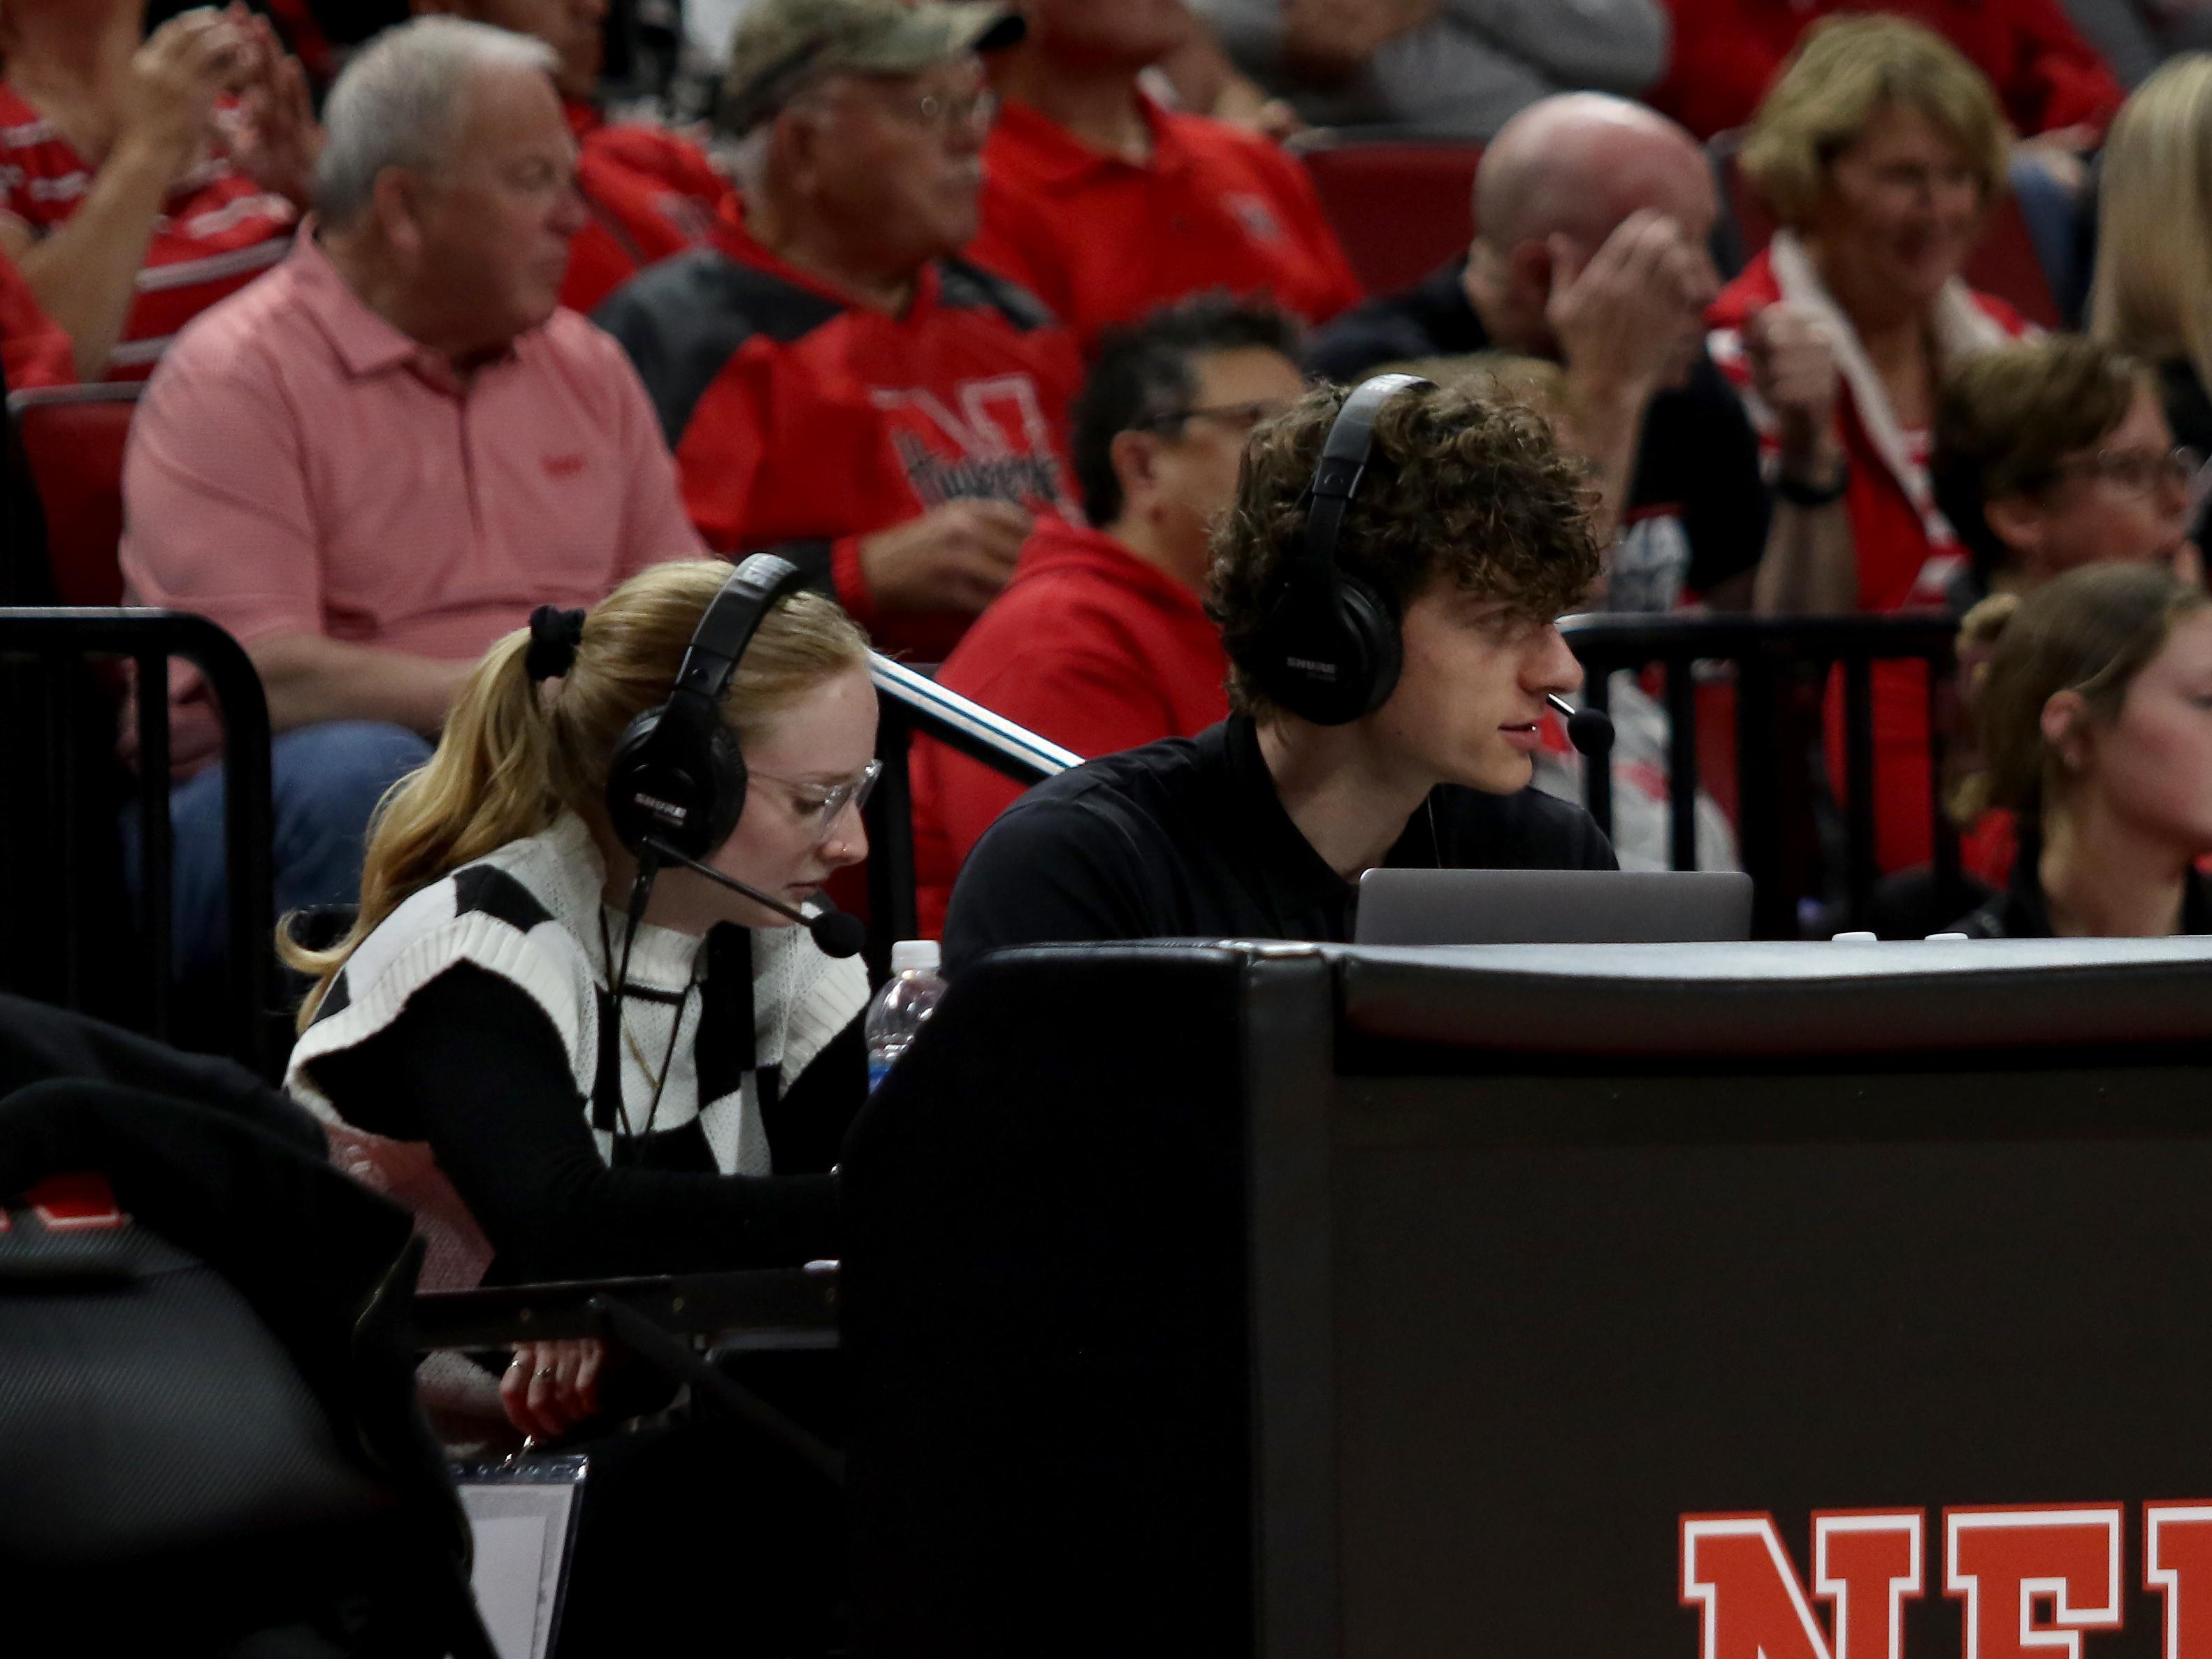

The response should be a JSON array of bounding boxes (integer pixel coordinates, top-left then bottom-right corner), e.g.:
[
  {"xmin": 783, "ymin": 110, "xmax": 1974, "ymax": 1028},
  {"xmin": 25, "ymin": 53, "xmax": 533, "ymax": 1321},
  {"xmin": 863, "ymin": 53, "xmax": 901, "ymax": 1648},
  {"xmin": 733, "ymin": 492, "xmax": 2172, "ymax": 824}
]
[
  {"xmin": 0, "ymin": 85, "xmax": 296, "ymax": 379},
  {"xmin": 1651, "ymin": 0, "xmax": 2125, "ymax": 140},
  {"xmin": 559, "ymin": 99, "xmax": 732, "ymax": 314},
  {"xmin": 594, "ymin": 208, "xmax": 1086, "ymax": 664},
  {"xmin": 0, "ymin": 245, "xmax": 73, "ymax": 390},
  {"xmin": 909, "ymin": 513, "xmax": 1231, "ymax": 934},
  {"xmin": 1710, "ymin": 234, "xmax": 2029, "ymax": 874},
  {"xmin": 971, "ymin": 94, "xmax": 1363, "ymax": 354}
]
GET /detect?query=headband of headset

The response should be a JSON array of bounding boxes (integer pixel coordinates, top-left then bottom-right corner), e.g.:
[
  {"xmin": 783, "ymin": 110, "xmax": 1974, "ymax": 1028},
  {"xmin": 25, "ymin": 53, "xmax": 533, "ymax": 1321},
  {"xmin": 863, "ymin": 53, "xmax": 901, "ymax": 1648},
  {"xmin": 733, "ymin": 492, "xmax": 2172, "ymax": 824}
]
[
  {"xmin": 1298, "ymin": 371, "xmax": 1431, "ymax": 573},
  {"xmin": 1245, "ymin": 372, "xmax": 1434, "ymax": 726},
  {"xmin": 604, "ymin": 553, "xmax": 812, "ymax": 859}
]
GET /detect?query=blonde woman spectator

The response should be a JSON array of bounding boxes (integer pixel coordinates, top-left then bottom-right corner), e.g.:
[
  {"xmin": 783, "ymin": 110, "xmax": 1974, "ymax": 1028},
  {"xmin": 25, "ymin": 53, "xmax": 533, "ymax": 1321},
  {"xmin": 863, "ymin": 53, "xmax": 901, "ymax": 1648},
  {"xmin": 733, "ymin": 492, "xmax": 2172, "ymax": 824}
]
[
  {"xmin": 0, "ymin": 1, "xmax": 316, "ymax": 380},
  {"xmin": 2092, "ymin": 52, "xmax": 2212, "ymax": 543},
  {"xmin": 1709, "ymin": 15, "xmax": 2032, "ymax": 874}
]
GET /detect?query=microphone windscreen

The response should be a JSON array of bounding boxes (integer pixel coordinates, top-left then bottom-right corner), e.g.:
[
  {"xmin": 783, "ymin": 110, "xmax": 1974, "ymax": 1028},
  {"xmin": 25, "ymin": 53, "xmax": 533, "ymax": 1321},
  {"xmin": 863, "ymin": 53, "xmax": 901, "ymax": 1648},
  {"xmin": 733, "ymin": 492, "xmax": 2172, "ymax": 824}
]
[
  {"xmin": 1568, "ymin": 707, "xmax": 1615, "ymax": 757},
  {"xmin": 808, "ymin": 908, "xmax": 867, "ymax": 959}
]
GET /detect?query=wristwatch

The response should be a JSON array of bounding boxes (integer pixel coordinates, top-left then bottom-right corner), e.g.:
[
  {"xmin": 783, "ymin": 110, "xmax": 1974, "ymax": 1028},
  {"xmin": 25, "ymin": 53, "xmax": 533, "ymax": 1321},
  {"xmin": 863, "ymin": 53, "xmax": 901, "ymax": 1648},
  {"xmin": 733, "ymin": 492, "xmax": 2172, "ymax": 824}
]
[{"xmin": 1776, "ymin": 460, "xmax": 1849, "ymax": 508}]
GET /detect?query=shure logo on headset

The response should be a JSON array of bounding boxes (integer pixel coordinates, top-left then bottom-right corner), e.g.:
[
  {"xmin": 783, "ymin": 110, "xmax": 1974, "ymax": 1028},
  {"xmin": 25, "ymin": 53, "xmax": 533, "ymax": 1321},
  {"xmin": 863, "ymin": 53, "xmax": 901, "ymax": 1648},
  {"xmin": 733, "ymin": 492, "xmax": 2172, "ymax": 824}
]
[
  {"xmin": 635, "ymin": 792, "xmax": 691, "ymax": 825},
  {"xmin": 1285, "ymin": 655, "xmax": 1339, "ymax": 679}
]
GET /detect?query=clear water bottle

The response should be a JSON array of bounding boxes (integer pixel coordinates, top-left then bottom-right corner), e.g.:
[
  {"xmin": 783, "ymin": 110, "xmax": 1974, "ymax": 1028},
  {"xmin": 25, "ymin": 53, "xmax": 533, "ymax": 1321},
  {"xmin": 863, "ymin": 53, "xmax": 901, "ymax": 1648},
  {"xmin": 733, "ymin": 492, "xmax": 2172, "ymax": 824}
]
[{"xmin": 865, "ymin": 939, "xmax": 945, "ymax": 1092}]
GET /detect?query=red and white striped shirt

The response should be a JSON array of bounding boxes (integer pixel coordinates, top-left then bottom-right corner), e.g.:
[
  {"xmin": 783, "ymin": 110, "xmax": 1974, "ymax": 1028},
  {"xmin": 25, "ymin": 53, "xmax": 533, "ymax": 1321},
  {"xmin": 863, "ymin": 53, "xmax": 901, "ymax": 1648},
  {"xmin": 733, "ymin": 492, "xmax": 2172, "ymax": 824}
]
[{"xmin": 0, "ymin": 84, "xmax": 296, "ymax": 379}]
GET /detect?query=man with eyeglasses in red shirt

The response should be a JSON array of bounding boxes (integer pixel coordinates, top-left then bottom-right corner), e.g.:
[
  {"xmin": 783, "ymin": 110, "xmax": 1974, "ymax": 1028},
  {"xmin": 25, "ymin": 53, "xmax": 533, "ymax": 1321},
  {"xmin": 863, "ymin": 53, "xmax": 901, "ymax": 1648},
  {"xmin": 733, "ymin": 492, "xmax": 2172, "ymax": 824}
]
[
  {"xmin": 595, "ymin": 0, "xmax": 1087, "ymax": 666},
  {"xmin": 909, "ymin": 295, "xmax": 1306, "ymax": 934}
]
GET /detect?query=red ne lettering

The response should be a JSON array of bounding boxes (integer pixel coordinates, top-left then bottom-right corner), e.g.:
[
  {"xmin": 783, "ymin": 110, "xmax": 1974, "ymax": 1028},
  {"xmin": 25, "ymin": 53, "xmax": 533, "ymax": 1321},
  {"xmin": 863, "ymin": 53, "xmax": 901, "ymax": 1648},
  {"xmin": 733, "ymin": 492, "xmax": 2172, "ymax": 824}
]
[
  {"xmin": 1945, "ymin": 1507, "xmax": 2123, "ymax": 1659},
  {"xmin": 1684, "ymin": 1512, "xmax": 1924, "ymax": 1659},
  {"xmin": 1819, "ymin": 1512, "xmax": 1928, "ymax": 1659},
  {"xmin": 2147, "ymin": 1505, "xmax": 2212, "ymax": 1659}
]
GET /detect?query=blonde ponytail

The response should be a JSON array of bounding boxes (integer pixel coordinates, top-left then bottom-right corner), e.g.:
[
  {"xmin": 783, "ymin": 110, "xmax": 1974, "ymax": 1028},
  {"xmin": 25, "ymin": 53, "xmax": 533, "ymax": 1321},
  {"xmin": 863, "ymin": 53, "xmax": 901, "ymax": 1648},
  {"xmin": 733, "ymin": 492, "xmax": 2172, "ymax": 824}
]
[{"xmin": 282, "ymin": 560, "xmax": 871, "ymax": 1029}]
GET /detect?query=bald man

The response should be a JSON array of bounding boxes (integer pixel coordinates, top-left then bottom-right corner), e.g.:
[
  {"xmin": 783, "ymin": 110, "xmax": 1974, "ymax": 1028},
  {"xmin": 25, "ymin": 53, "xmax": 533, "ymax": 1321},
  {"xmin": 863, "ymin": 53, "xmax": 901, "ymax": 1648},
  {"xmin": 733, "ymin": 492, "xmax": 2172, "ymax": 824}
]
[{"xmin": 1313, "ymin": 92, "xmax": 1834, "ymax": 611}]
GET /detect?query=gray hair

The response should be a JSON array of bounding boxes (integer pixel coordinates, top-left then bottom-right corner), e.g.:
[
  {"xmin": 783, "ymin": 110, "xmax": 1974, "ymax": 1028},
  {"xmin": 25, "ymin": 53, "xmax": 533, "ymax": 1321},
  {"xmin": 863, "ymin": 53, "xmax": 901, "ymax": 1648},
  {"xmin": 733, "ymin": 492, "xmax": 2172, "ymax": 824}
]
[{"xmin": 315, "ymin": 17, "xmax": 559, "ymax": 226}]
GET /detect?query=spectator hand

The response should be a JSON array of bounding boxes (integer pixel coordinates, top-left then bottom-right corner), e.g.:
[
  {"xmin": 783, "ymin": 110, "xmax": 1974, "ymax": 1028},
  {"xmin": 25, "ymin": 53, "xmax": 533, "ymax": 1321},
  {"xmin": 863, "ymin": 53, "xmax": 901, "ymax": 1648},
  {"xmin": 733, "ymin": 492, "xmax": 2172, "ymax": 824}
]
[
  {"xmin": 224, "ymin": 4, "xmax": 323, "ymax": 210},
  {"xmin": 2174, "ymin": 541, "xmax": 2204, "ymax": 589},
  {"xmin": 503, "ymin": 1339, "xmax": 606, "ymax": 1441},
  {"xmin": 1546, "ymin": 209, "xmax": 1712, "ymax": 413},
  {"xmin": 1282, "ymin": 0, "xmax": 1438, "ymax": 85},
  {"xmin": 858, "ymin": 499, "xmax": 1031, "ymax": 616},
  {"xmin": 118, "ymin": 8, "xmax": 254, "ymax": 189},
  {"xmin": 1743, "ymin": 302, "xmax": 1844, "ymax": 483},
  {"xmin": 1209, "ymin": 76, "xmax": 1308, "ymax": 141},
  {"xmin": 2014, "ymin": 125, "xmax": 2098, "ymax": 198}
]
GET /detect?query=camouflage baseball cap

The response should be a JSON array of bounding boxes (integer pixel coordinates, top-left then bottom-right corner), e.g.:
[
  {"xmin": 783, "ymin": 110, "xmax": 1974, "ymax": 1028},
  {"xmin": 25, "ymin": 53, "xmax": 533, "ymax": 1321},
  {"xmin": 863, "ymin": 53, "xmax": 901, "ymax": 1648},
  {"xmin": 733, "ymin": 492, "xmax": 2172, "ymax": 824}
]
[{"xmin": 721, "ymin": 0, "xmax": 1025, "ymax": 133}]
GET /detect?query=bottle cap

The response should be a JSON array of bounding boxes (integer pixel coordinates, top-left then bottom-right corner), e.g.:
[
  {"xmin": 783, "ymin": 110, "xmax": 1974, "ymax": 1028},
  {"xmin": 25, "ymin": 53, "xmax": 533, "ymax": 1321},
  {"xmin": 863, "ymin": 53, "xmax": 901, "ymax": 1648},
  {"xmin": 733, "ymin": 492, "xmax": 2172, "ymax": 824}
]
[{"xmin": 890, "ymin": 939, "xmax": 941, "ymax": 974}]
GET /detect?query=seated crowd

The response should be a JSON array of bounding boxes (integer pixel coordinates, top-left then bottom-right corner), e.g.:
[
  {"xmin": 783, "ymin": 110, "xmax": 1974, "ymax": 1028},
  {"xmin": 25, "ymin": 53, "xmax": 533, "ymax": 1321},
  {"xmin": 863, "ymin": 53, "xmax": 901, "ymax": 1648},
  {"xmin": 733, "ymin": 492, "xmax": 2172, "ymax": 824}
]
[{"xmin": 15, "ymin": 0, "xmax": 2212, "ymax": 1481}]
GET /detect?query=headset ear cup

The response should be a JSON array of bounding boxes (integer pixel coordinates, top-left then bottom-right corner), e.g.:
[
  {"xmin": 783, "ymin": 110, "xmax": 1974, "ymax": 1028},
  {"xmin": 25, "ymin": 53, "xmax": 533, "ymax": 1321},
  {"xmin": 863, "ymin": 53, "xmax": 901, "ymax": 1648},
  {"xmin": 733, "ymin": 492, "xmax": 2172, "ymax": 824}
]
[
  {"xmin": 606, "ymin": 703, "xmax": 734, "ymax": 860},
  {"xmin": 1251, "ymin": 563, "xmax": 1402, "ymax": 725},
  {"xmin": 605, "ymin": 708, "xmax": 665, "ymax": 854},
  {"xmin": 1336, "ymin": 570, "xmax": 1401, "ymax": 717}
]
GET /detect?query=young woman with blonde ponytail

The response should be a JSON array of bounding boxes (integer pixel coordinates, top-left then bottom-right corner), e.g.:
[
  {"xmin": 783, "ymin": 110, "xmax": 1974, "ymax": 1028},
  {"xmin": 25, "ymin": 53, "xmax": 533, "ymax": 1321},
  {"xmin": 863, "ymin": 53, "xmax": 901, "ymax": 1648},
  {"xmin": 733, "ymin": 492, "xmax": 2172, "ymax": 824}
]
[
  {"xmin": 282, "ymin": 560, "xmax": 877, "ymax": 1439},
  {"xmin": 1951, "ymin": 563, "xmax": 2212, "ymax": 937}
]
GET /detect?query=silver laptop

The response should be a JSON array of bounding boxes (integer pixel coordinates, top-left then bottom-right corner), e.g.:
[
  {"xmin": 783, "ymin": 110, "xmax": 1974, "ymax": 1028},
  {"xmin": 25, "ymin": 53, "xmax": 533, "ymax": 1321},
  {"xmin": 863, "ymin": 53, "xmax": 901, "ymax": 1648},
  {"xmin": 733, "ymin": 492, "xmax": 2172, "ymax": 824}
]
[{"xmin": 1353, "ymin": 868, "xmax": 1754, "ymax": 946}]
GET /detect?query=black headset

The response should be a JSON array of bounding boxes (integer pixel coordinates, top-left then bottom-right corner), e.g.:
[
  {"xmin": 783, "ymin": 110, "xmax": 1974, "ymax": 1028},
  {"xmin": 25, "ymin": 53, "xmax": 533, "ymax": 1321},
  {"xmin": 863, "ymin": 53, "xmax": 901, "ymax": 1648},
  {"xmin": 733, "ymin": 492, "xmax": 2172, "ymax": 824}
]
[
  {"xmin": 1243, "ymin": 372, "xmax": 1433, "ymax": 727},
  {"xmin": 605, "ymin": 552, "xmax": 813, "ymax": 861}
]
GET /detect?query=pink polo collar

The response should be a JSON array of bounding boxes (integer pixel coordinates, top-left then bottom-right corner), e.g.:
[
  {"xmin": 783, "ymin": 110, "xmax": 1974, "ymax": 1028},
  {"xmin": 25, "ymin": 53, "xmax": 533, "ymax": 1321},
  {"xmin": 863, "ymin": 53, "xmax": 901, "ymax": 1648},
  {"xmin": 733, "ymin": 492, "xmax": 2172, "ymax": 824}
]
[{"xmin": 288, "ymin": 225, "xmax": 529, "ymax": 386}]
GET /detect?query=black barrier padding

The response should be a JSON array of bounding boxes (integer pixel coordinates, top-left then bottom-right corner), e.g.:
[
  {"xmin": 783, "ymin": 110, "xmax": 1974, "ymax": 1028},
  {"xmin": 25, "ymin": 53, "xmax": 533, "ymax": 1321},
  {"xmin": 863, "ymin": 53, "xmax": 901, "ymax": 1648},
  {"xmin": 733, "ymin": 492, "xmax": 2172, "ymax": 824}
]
[
  {"xmin": 1332, "ymin": 1067, "xmax": 2212, "ymax": 1659},
  {"xmin": 839, "ymin": 942, "xmax": 2212, "ymax": 1659},
  {"xmin": 841, "ymin": 946, "xmax": 1256, "ymax": 1658}
]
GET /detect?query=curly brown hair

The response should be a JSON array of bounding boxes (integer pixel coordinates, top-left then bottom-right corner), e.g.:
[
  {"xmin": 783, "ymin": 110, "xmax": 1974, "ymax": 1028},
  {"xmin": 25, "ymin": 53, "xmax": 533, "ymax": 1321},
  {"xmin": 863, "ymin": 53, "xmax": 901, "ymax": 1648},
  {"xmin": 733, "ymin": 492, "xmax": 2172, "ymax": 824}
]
[{"xmin": 1206, "ymin": 379, "xmax": 1602, "ymax": 720}]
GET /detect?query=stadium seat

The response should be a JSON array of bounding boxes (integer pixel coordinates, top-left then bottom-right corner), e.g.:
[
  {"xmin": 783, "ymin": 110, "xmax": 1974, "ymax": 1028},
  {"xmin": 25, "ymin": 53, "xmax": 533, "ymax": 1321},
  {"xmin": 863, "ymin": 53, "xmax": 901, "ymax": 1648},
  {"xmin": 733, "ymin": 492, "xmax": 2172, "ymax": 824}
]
[
  {"xmin": 1709, "ymin": 129, "xmax": 2063, "ymax": 329},
  {"xmin": 1294, "ymin": 133, "xmax": 1482, "ymax": 298},
  {"xmin": 8, "ymin": 384, "xmax": 141, "ymax": 609}
]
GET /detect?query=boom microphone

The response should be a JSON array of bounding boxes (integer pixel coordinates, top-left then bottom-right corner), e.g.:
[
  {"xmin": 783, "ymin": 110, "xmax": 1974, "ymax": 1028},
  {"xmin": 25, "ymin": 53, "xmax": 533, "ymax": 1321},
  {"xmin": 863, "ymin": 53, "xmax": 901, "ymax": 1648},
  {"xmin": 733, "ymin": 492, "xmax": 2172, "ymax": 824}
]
[
  {"xmin": 1547, "ymin": 692, "xmax": 1615, "ymax": 758},
  {"xmin": 644, "ymin": 837, "xmax": 867, "ymax": 959}
]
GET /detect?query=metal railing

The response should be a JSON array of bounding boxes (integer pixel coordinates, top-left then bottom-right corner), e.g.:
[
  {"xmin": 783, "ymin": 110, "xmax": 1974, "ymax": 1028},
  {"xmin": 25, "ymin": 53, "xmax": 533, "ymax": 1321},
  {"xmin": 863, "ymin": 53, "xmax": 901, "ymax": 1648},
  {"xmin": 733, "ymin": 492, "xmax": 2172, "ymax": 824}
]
[
  {"xmin": 414, "ymin": 1264, "xmax": 839, "ymax": 1350},
  {"xmin": 1561, "ymin": 612, "xmax": 1963, "ymax": 939},
  {"xmin": 860, "ymin": 653, "xmax": 1078, "ymax": 971},
  {"xmin": 0, "ymin": 608, "xmax": 275, "ymax": 1074},
  {"xmin": 417, "ymin": 1264, "xmax": 846, "ymax": 1481}
]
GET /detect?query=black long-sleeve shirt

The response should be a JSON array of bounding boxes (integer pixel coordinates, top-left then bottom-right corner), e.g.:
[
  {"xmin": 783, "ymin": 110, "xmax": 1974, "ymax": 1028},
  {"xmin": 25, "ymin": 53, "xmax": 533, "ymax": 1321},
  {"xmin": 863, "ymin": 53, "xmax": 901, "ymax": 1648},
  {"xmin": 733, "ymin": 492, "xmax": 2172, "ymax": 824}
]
[{"xmin": 307, "ymin": 964, "xmax": 860, "ymax": 1283}]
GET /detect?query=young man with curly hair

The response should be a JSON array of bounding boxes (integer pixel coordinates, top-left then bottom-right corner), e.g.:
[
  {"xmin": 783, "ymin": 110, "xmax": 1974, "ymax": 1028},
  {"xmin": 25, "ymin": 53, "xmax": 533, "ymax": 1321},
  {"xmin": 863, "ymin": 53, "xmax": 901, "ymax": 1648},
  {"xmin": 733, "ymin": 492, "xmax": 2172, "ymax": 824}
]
[{"xmin": 940, "ymin": 376, "xmax": 1616, "ymax": 969}]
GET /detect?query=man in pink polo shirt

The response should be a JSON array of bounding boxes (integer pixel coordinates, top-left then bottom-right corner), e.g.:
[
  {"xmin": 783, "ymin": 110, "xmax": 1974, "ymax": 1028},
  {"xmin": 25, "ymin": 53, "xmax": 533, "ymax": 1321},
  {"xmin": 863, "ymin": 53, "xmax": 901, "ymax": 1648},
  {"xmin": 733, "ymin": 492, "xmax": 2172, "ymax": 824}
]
[{"xmin": 120, "ymin": 15, "xmax": 702, "ymax": 969}]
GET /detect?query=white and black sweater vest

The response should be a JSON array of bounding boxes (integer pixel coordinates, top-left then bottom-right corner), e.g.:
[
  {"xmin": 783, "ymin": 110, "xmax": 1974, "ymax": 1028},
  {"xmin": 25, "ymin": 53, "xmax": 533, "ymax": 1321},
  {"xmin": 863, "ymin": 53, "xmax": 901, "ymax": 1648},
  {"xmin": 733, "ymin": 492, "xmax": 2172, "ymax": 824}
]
[{"xmin": 287, "ymin": 811, "xmax": 869, "ymax": 1177}]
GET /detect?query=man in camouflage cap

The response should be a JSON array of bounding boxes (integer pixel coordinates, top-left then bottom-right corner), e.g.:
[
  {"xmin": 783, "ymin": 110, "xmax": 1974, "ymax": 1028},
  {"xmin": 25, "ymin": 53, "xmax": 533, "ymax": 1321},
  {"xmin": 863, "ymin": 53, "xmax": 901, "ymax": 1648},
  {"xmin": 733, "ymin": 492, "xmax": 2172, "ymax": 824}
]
[
  {"xmin": 721, "ymin": 0, "xmax": 1025, "ymax": 133},
  {"xmin": 596, "ymin": 0, "xmax": 1084, "ymax": 665}
]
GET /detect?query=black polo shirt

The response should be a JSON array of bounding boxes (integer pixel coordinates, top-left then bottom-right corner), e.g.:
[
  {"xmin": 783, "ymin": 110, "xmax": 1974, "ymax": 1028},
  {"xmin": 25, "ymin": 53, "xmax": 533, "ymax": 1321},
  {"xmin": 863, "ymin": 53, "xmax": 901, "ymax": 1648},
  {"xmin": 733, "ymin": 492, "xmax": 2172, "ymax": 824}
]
[{"xmin": 940, "ymin": 715, "xmax": 1617, "ymax": 973}]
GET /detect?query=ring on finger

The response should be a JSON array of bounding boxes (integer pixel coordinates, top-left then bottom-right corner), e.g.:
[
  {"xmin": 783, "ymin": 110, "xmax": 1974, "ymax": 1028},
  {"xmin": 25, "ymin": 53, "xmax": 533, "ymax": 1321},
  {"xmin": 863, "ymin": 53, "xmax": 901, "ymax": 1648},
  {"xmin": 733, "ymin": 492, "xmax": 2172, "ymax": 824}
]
[{"xmin": 537, "ymin": 1366, "xmax": 557, "ymax": 1379}]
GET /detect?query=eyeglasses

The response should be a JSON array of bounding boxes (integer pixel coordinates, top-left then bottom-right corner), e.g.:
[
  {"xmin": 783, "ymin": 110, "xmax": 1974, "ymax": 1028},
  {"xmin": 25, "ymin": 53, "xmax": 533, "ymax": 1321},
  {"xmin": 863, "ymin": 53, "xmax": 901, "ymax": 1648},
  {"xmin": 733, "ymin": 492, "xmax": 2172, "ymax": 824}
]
[
  {"xmin": 752, "ymin": 759, "xmax": 881, "ymax": 842},
  {"xmin": 1137, "ymin": 398, "xmax": 1300, "ymax": 437},
  {"xmin": 2048, "ymin": 445, "xmax": 2207, "ymax": 501},
  {"xmin": 844, "ymin": 84, "xmax": 999, "ymax": 138}
]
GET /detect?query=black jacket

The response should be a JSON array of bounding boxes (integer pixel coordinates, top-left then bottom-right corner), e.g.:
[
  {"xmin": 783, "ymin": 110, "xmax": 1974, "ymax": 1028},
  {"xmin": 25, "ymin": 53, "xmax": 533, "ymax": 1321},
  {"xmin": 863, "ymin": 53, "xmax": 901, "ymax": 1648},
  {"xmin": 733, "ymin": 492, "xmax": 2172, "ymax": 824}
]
[{"xmin": 0, "ymin": 994, "xmax": 489, "ymax": 1658}]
